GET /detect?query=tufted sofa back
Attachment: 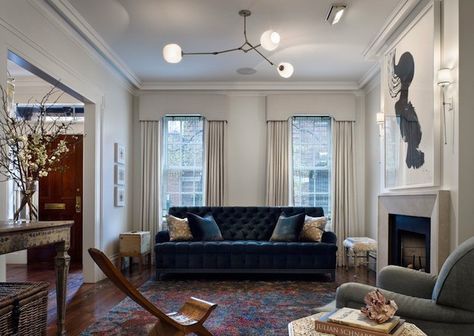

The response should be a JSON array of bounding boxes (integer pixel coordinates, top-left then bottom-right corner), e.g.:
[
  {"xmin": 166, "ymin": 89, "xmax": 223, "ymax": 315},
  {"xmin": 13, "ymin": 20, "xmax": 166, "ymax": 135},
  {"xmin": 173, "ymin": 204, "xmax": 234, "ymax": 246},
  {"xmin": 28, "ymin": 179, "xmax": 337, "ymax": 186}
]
[{"xmin": 168, "ymin": 206, "xmax": 324, "ymax": 241}]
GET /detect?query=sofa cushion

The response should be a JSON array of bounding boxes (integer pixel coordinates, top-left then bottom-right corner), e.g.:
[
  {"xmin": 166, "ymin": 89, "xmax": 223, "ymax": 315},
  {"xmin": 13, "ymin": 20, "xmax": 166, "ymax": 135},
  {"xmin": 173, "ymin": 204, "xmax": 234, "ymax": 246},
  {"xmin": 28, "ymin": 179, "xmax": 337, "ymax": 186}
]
[
  {"xmin": 187, "ymin": 213, "xmax": 223, "ymax": 241},
  {"xmin": 270, "ymin": 213, "xmax": 305, "ymax": 242},
  {"xmin": 167, "ymin": 215, "xmax": 193, "ymax": 241},
  {"xmin": 155, "ymin": 240, "xmax": 337, "ymax": 269}
]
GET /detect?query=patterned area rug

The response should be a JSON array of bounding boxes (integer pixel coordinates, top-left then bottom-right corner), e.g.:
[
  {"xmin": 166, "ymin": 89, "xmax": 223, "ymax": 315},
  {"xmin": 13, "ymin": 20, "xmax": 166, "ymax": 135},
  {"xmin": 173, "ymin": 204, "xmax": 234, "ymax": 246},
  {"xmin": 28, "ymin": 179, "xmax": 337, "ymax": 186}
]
[{"xmin": 81, "ymin": 279, "xmax": 336, "ymax": 336}]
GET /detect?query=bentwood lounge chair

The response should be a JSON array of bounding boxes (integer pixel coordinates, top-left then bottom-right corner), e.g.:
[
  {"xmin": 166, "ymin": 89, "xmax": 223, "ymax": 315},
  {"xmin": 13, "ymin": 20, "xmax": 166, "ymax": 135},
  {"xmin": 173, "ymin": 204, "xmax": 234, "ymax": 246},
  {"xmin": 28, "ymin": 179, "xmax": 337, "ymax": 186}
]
[{"xmin": 88, "ymin": 248, "xmax": 217, "ymax": 336}]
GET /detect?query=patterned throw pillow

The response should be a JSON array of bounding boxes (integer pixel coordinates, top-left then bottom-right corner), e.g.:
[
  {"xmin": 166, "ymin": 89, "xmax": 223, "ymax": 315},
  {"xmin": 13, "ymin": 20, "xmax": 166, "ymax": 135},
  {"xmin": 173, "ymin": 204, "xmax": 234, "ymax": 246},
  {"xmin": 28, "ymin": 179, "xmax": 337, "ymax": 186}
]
[
  {"xmin": 167, "ymin": 215, "xmax": 194, "ymax": 241},
  {"xmin": 299, "ymin": 216, "xmax": 327, "ymax": 242}
]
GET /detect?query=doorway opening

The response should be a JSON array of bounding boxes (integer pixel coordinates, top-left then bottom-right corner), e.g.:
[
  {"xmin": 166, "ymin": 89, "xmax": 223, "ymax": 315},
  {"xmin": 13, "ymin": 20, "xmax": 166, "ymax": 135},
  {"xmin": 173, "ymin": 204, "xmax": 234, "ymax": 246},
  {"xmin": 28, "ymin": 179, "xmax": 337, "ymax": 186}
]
[{"xmin": 5, "ymin": 53, "xmax": 85, "ymax": 277}]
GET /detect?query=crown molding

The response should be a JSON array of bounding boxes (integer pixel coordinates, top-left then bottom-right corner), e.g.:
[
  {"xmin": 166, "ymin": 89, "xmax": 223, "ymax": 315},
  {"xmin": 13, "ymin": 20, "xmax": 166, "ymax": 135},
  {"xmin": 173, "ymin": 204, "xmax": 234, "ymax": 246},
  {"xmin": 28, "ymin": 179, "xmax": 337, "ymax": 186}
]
[
  {"xmin": 45, "ymin": 0, "xmax": 141, "ymax": 89},
  {"xmin": 363, "ymin": 0, "xmax": 423, "ymax": 60},
  {"xmin": 140, "ymin": 81, "xmax": 361, "ymax": 92},
  {"xmin": 358, "ymin": 63, "xmax": 381, "ymax": 89}
]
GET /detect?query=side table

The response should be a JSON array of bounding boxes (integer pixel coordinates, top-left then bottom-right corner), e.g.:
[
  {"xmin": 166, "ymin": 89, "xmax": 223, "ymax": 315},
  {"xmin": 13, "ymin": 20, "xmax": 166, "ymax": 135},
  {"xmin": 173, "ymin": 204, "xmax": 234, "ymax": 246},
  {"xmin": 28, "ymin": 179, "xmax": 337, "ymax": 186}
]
[
  {"xmin": 288, "ymin": 313, "xmax": 426, "ymax": 336},
  {"xmin": 119, "ymin": 231, "xmax": 151, "ymax": 272}
]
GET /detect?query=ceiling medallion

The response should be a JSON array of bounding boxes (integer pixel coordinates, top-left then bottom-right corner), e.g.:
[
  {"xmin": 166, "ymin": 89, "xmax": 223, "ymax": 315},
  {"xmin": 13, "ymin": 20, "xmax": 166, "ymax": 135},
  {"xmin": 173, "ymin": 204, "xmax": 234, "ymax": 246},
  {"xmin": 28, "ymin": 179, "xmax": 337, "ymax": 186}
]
[{"xmin": 163, "ymin": 9, "xmax": 294, "ymax": 78}]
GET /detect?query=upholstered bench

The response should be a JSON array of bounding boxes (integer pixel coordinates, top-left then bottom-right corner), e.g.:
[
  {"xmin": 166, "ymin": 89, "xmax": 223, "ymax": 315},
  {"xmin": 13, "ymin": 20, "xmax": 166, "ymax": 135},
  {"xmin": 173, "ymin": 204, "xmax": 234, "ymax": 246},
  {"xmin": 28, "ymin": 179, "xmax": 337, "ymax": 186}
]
[
  {"xmin": 155, "ymin": 206, "xmax": 338, "ymax": 280},
  {"xmin": 343, "ymin": 237, "xmax": 377, "ymax": 269}
]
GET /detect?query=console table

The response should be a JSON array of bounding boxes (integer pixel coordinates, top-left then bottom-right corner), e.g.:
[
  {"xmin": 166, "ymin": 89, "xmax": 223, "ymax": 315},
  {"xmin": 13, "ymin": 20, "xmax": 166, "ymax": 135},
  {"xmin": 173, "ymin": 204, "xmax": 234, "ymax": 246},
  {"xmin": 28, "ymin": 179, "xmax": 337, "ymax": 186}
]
[{"xmin": 0, "ymin": 220, "xmax": 73, "ymax": 336}]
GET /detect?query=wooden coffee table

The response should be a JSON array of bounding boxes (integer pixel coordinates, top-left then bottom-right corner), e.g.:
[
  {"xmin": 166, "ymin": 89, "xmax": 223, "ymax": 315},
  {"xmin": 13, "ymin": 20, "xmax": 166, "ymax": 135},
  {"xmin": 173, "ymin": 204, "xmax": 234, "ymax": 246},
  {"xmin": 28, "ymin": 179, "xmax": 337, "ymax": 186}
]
[{"xmin": 288, "ymin": 313, "xmax": 427, "ymax": 336}]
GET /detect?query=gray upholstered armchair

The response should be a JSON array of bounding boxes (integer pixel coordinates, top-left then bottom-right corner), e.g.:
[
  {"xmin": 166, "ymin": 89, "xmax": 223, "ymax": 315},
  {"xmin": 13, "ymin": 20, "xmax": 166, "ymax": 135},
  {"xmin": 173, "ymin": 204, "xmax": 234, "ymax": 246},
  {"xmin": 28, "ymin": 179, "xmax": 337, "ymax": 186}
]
[{"xmin": 334, "ymin": 236, "xmax": 474, "ymax": 336}]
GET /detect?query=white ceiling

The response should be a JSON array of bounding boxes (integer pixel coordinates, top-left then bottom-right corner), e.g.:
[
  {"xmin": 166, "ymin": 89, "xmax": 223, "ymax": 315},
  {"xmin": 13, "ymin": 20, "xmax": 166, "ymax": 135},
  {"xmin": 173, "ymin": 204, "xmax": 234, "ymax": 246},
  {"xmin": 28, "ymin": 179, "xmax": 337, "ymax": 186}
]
[{"xmin": 67, "ymin": 0, "xmax": 400, "ymax": 84}]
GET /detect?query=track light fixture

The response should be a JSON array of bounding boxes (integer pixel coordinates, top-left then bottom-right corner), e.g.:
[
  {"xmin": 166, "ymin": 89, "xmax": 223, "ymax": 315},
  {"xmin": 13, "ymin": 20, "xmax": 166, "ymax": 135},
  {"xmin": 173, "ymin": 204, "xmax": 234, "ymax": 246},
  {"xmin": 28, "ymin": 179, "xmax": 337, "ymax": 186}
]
[
  {"xmin": 162, "ymin": 9, "xmax": 294, "ymax": 78},
  {"xmin": 326, "ymin": 4, "xmax": 347, "ymax": 25}
]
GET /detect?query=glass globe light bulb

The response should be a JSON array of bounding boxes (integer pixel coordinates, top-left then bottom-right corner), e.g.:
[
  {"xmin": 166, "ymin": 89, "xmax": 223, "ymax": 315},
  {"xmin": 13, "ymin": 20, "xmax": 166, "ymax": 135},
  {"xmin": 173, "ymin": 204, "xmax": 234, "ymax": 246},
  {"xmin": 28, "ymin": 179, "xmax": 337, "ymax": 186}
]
[
  {"xmin": 260, "ymin": 30, "xmax": 280, "ymax": 51},
  {"xmin": 277, "ymin": 62, "xmax": 294, "ymax": 78},
  {"xmin": 163, "ymin": 43, "xmax": 183, "ymax": 63}
]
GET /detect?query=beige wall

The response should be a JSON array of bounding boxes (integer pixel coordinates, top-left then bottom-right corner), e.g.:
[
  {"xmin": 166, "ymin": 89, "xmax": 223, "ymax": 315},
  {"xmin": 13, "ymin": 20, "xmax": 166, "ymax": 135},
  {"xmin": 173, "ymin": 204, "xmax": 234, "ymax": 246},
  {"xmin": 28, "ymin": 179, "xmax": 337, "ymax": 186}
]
[
  {"xmin": 363, "ymin": 0, "xmax": 474, "ymax": 251},
  {"xmin": 456, "ymin": 0, "xmax": 474, "ymax": 245},
  {"xmin": 227, "ymin": 96, "xmax": 267, "ymax": 206},
  {"xmin": 441, "ymin": 0, "xmax": 459, "ymax": 249},
  {"xmin": 137, "ymin": 91, "xmax": 366, "ymax": 230},
  {"xmin": 364, "ymin": 75, "xmax": 382, "ymax": 240}
]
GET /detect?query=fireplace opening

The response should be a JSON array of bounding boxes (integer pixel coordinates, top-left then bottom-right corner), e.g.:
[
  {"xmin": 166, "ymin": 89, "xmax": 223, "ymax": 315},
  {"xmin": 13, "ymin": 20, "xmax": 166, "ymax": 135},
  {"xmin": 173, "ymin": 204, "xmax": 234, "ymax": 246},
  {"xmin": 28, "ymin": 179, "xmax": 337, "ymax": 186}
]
[{"xmin": 389, "ymin": 214, "xmax": 431, "ymax": 273}]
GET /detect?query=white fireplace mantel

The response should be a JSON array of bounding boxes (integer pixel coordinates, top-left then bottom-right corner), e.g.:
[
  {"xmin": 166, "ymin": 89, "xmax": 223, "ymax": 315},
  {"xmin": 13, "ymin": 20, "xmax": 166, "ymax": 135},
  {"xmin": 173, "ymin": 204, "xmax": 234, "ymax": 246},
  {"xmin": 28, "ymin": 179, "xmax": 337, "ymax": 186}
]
[{"xmin": 377, "ymin": 190, "xmax": 450, "ymax": 274}]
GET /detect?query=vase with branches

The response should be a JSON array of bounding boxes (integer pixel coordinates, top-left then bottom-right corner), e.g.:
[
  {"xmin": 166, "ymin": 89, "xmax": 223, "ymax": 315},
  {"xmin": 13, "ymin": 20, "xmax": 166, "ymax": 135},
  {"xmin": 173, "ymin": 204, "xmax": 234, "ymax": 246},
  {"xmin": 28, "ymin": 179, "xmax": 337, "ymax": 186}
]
[{"xmin": 0, "ymin": 85, "xmax": 78, "ymax": 221}]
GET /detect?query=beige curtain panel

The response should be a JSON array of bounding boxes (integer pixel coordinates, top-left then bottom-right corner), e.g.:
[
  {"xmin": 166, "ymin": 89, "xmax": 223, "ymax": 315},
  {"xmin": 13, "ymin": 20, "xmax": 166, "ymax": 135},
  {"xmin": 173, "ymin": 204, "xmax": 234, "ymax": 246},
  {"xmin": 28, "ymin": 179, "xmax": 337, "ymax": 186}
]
[
  {"xmin": 266, "ymin": 120, "xmax": 290, "ymax": 206},
  {"xmin": 206, "ymin": 120, "xmax": 227, "ymax": 206},
  {"xmin": 139, "ymin": 121, "xmax": 161, "ymax": 260},
  {"xmin": 332, "ymin": 120, "xmax": 359, "ymax": 267}
]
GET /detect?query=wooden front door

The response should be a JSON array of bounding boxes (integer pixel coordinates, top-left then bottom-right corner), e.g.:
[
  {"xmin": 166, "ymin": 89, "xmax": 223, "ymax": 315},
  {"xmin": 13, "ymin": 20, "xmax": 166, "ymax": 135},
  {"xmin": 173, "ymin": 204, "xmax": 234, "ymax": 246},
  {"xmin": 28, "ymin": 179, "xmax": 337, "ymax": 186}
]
[{"xmin": 28, "ymin": 135, "xmax": 83, "ymax": 264}]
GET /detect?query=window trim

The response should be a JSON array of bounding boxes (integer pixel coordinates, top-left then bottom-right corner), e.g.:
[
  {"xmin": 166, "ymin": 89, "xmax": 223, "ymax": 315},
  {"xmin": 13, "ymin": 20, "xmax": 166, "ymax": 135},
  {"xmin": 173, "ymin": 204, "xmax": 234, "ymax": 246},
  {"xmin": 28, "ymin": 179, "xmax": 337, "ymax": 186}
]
[
  {"xmin": 290, "ymin": 116, "xmax": 333, "ymax": 219},
  {"xmin": 161, "ymin": 115, "xmax": 205, "ymax": 218}
]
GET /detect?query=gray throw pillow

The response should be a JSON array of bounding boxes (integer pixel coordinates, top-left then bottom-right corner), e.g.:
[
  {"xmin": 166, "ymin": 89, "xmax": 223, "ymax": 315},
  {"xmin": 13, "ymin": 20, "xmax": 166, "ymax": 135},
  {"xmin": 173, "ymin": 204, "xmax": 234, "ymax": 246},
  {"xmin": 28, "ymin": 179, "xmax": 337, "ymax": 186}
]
[
  {"xmin": 187, "ymin": 213, "xmax": 223, "ymax": 241},
  {"xmin": 270, "ymin": 213, "xmax": 306, "ymax": 242}
]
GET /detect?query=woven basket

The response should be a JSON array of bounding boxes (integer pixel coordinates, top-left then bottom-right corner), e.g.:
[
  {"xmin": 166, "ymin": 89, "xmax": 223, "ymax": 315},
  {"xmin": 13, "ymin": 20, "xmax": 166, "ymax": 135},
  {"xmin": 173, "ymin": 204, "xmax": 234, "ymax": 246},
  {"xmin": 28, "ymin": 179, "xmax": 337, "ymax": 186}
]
[{"xmin": 0, "ymin": 282, "xmax": 49, "ymax": 336}]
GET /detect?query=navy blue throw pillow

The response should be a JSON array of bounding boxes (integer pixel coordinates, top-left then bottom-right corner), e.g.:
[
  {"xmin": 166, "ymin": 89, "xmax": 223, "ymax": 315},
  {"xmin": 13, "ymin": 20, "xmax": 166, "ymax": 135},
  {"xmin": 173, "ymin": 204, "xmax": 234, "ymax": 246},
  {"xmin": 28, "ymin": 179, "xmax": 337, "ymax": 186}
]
[
  {"xmin": 187, "ymin": 213, "xmax": 223, "ymax": 241},
  {"xmin": 270, "ymin": 213, "xmax": 306, "ymax": 242}
]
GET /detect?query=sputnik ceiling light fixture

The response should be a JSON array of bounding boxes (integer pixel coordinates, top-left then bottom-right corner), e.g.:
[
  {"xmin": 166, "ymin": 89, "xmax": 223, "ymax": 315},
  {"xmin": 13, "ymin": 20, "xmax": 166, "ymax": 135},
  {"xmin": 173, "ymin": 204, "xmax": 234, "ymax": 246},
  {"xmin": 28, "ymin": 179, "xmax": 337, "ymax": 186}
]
[{"xmin": 162, "ymin": 9, "xmax": 294, "ymax": 78}]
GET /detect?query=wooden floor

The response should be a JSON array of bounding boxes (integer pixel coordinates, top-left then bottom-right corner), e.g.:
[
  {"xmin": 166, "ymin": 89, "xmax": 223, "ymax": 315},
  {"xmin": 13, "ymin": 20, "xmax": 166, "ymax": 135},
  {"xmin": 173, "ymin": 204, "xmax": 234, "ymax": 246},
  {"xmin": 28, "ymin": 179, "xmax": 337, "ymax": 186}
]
[{"xmin": 6, "ymin": 264, "xmax": 375, "ymax": 336}]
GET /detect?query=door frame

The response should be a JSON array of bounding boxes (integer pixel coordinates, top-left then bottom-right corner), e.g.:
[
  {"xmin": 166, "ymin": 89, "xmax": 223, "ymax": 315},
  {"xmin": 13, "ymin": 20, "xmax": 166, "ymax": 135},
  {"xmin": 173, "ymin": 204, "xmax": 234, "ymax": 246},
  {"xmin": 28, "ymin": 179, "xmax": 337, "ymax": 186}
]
[{"xmin": 1, "ymin": 44, "xmax": 104, "ymax": 283}]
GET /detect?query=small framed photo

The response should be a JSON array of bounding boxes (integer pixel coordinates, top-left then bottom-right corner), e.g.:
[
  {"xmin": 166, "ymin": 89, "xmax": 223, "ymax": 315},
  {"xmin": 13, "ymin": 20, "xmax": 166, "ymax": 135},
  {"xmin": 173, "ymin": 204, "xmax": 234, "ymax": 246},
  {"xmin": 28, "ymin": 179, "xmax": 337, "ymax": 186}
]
[
  {"xmin": 114, "ymin": 186, "xmax": 125, "ymax": 207},
  {"xmin": 114, "ymin": 165, "xmax": 125, "ymax": 185},
  {"xmin": 114, "ymin": 143, "xmax": 125, "ymax": 164}
]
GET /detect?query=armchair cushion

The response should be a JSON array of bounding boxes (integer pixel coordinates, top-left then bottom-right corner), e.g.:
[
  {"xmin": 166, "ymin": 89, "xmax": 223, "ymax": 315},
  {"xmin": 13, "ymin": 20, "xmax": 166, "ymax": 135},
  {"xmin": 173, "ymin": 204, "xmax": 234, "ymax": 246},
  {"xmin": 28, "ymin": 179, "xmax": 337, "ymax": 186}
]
[
  {"xmin": 432, "ymin": 236, "xmax": 474, "ymax": 311},
  {"xmin": 377, "ymin": 266, "xmax": 437, "ymax": 299},
  {"xmin": 336, "ymin": 283, "xmax": 474, "ymax": 324}
]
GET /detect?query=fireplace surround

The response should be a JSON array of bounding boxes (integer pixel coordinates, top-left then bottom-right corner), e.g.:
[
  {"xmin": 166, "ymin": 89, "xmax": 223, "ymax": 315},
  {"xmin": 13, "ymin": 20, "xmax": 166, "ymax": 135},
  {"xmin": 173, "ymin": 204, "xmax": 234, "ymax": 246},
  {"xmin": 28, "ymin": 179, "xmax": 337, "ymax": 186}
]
[{"xmin": 378, "ymin": 191, "xmax": 450, "ymax": 274}]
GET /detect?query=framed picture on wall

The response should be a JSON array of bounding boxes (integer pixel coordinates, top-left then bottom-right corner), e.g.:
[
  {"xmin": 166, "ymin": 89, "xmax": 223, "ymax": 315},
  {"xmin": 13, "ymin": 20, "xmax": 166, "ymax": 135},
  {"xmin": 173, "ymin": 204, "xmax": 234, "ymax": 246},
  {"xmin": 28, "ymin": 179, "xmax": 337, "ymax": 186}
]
[
  {"xmin": 114, "ymin": 186, "xmax": 125, "ymax": 207},
  {"xmin": 114, "ymin": 165, "xmax": 125, "ymax": 185},
  {"xmin": 383, "ymin": 1, "xmax": 441, "ymax": 189},
  {"xmin": 114, "ymin": 143, "xmax": 125, "ymax": 164}
]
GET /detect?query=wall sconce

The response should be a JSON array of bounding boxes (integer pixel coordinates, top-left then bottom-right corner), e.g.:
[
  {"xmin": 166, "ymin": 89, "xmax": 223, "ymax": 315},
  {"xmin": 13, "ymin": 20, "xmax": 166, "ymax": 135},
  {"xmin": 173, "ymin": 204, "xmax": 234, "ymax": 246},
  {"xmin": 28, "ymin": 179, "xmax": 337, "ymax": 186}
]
[
  {"xmin": 376, "ymin": 112, "xmax": 384, "ymax": 137},
  {"xmin": 437, "ymin": 68, "xmax": 454, "ymax": 145}
]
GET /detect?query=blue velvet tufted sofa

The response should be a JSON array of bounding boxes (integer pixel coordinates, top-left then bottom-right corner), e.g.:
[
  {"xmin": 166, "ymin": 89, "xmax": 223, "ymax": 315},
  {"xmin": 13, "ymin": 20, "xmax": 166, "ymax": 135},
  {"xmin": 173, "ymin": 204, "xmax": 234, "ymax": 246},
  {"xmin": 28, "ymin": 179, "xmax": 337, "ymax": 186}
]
[{"xmin": 155, "ymin": 206, "xmax": 338, "ymax": 280}]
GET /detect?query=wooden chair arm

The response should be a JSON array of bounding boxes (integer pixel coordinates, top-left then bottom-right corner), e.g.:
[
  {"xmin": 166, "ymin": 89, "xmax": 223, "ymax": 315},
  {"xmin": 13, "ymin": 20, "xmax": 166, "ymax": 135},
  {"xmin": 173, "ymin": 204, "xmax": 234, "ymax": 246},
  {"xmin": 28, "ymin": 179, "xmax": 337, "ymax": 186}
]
[
  {"xmin": 88, "ymin": 248, "xmax": 181, "ymax": 328},
  {"xmin": 179, "ymin": 297, "xmax": 217, "ymax": 323}
]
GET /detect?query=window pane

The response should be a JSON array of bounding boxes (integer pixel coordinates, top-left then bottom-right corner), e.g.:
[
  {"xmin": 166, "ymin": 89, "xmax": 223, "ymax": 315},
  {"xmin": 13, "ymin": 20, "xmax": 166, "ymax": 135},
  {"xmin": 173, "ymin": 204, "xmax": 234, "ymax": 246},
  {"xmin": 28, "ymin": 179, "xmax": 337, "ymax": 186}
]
[
  {"xmin": 162, "ymin": 116, "xmax": 204, "ymax": 217},
  {"xmin": 292, "ymin": 117, "xmax": 332, "ymax": 218}
]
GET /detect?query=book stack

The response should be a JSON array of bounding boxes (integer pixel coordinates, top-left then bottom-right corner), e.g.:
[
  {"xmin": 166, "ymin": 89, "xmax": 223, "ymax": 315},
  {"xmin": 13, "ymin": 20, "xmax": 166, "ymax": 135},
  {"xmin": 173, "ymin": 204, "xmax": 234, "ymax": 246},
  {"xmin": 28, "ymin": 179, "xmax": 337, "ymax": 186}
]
[{"xmin": 315, "ymin": 308, "xmax": 405, "ymax": 336}]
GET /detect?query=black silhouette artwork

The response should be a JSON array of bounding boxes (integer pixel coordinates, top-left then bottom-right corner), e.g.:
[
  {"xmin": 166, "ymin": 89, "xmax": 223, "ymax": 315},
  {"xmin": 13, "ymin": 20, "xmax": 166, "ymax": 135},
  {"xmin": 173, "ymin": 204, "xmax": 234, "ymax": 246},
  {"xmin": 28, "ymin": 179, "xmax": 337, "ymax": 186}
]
[{"xmin": 388, "ymin": 50, "xmax": 425, "ymax": 169}]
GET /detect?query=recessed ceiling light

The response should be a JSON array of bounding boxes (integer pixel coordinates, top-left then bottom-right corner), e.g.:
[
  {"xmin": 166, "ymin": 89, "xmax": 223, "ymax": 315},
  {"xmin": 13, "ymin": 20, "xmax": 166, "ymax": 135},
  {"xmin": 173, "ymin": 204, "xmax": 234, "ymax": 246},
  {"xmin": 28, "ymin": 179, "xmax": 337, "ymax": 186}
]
[
  {"xmin": 236, "ymin": 67, "xmax": 257, "ymax": 75},
  {"xmin": 326, "ymin": 4, "xmax": 347, "ymax": 25}
]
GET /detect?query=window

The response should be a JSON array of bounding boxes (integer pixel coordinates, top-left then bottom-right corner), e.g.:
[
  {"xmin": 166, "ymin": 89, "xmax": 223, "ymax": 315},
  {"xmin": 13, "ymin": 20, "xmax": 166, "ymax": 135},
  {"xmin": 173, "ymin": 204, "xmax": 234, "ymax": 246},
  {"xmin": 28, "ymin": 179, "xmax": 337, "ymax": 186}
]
[
  {"xmin": 161, "ymin": 116, "xmax": 204, "ymax": 216},
  {"xmin": 292, "ymin": 116, "xmax": 332, "ymax": 217}
]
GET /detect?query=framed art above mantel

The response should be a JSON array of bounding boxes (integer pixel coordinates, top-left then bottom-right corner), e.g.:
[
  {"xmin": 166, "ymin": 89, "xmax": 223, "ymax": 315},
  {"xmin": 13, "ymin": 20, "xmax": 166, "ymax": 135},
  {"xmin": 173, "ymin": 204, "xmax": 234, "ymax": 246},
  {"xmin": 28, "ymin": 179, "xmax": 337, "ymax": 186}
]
[{"xmin": 383, "ymin": 0, "xmax": 441, "ymax": 190}]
